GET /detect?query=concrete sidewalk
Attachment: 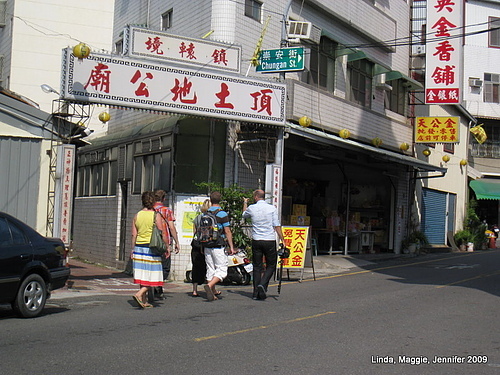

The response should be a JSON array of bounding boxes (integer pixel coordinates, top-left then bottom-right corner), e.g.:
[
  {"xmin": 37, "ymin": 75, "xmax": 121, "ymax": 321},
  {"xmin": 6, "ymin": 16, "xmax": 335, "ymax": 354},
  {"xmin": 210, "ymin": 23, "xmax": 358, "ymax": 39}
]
[
  {"xmin": 52, "ymin": 258, "xmax": 192, "ymax": 299},
  {"xmin": 51, "ymin": 253, "xmax": 413, "ymax": 299}
]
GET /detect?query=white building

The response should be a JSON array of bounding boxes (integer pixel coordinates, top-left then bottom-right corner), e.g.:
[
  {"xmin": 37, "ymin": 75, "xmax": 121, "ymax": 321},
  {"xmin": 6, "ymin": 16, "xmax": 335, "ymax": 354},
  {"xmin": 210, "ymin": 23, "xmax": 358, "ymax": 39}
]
[
  {"xmin": 0, "ymin": 0, "xmax": 114, "ymax": 135},
  {"xmin": 462, "ymin": 0, "xmax": 500, "ymax": 226},
  {"xmin": 0, "ymin": 0, "xmax": 114, "ymax": 235}
]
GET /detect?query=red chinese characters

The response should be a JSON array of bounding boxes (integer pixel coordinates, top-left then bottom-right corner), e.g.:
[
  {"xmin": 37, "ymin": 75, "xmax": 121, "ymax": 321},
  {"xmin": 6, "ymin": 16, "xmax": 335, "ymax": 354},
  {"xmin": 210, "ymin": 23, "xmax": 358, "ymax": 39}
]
[
  {"xmin": 425, "ymin": 0, "xmax": 461, "ymax": 104},
  {"xmin": 179, "ymin": 42, "xmax": 197, "ymax": 60},
  {"xmin": 250, "ymin": 89, "xmax": 273, "ymax": 116},
  {"xmin": 415, "ymin": 117, "xmax": 459, "ymax": 143},
  {"xmin": 84, "ymin": 63, "xmax": 111, "ymax": 93},
  {"xmin": 145, "ymin": 37, "xmax": 164, "ymax": 55},
  {"xmin": 130, "ymin": 70, "xmax": 153, "ymax": 97},
  {"xmin": 212, "ymin": 49, "xmax": 228, "ymax": 66},
  {"xmin": 171, "ymin": 77, "xmax": 198, "ymax": 104},
  {"xmin": 214, "ymin": 83, "xmax": 234, "ymax": 109}
]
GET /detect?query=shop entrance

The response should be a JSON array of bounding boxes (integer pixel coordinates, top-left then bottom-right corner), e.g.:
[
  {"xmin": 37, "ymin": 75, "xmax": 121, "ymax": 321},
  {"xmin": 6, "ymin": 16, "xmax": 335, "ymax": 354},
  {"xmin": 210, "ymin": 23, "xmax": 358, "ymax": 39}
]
[{"xmin": 283, "ymin": 135, "xmax": 395, "ymax": 254}]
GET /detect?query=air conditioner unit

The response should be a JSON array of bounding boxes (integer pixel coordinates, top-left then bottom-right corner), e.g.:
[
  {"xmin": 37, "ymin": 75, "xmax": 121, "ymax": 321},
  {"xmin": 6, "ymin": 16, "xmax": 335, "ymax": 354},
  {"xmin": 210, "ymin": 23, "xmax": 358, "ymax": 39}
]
[
  {"xmin": 287, "ymin": 21, "xmax": 321, "ymax": 44},
  {"xmin": 469, "ymin": 78, "xmax": 483, "ymax": 87},
  {"xmin": 414, "ymin": 45, "xmax": 426, "ymax": 55}
]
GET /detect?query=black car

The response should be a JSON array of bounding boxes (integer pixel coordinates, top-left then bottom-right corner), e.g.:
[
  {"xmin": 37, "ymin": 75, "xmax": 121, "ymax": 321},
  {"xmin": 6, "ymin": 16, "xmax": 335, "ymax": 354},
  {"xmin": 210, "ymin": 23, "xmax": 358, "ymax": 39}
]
[{"xmin": 0, "ymin": 212, "xmax": 70, "ymax": 318}]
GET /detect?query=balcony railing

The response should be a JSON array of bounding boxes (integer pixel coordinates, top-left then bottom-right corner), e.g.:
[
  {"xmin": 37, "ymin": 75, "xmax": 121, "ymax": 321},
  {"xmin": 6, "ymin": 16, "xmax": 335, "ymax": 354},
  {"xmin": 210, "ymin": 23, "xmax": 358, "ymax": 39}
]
[{"xmin": 471, "ymin": 141, "xmax": 500, "ymax": 158}]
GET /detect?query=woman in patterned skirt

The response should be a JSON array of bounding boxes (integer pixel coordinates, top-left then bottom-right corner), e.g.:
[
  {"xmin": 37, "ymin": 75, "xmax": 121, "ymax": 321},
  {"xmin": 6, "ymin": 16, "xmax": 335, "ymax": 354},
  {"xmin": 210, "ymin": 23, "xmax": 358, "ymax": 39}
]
[{"xmin": 131, "ymin": 191, "xmax": 170, "ymax": 308}]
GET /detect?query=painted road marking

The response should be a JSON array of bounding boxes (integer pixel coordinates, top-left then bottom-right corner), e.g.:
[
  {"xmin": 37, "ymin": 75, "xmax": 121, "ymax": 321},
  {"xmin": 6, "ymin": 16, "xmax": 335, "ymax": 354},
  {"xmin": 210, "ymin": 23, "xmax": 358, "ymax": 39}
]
[
  {"xmin": 435, "ymin": 270, "xmax": 500, "ymax": 289},
  {"xmin": 274, "ymin": 251, "xmax": 493, "ymax": 287},
  {"xmin": 194, "ymin": 311, "xmax": 336, "ymax": 342}
]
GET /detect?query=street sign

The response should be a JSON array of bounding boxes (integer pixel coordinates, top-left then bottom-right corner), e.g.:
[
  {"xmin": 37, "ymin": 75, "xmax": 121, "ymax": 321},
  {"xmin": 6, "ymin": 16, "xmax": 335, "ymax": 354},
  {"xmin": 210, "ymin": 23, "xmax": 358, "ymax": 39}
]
[{"xmin": 256, "ymin": 47, "xmax": 304, "ymax": 73}]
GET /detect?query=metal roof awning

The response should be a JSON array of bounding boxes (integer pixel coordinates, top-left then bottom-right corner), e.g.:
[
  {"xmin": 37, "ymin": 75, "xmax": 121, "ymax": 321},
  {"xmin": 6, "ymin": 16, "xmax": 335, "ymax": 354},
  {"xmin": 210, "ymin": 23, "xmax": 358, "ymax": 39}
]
[
  {"xmin": 470, "ymin": 178, "xmax": 500, "ymax": 200},
  {"xmin": 0, "ymin": 121, "xmax": 43, "ymax": 139},
  {"xmin": 286, "ymin": 123, "xmax": 447, "ymax": 173},
  {"xmin": 346, "ymin": 50, "xmax": 392, "ymax": 75},
  {"xmin": 85, "ymin": 115, "xmax": 182, "ymax": 148},
  {"xmin": 384, "ymin": 70, "xmax": 423, "ymax": 90}
]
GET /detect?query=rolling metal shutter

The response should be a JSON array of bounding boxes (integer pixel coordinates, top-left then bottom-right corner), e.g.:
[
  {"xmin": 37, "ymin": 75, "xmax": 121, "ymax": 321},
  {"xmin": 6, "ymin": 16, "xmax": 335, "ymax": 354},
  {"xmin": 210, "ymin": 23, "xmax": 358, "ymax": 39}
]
[{"xmin": 422, "ymin": 188, "xmax": 447, "ymax": 245}]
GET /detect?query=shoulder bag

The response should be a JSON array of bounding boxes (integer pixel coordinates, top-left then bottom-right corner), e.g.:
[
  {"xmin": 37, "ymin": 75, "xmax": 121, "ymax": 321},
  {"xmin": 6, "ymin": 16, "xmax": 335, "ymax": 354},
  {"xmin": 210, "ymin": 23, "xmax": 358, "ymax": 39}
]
[{"xmin": 150, "ymin": 212, "xmax": 167, "ymax": 256}]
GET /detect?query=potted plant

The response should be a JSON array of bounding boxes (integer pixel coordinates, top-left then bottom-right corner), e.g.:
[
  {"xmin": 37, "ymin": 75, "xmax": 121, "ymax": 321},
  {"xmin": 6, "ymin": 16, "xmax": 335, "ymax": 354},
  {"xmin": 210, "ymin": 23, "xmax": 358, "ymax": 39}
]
[
  {"xmin": 401, "ymin": 230, "xmax": 429, "ymax": 254},
  {"xmin": 454, "ymin": 200, "xmax": 489, "ymax": 251},
  {"xmin": 454, "ymin": 229, "xmax": 474, "ymax": 251}
]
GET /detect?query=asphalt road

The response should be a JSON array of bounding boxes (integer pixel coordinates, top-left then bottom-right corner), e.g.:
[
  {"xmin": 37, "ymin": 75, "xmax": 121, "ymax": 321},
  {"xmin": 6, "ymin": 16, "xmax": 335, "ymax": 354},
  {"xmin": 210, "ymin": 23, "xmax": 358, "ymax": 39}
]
[{"xmin": 1, "ymin": 250, "xmax": 500, "ymax": 375}]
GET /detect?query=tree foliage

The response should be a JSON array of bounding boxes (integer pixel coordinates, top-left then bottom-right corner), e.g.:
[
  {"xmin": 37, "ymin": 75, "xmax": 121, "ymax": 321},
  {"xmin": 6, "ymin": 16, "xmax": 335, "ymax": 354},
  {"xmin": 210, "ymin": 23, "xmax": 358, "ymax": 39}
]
[{"xmin": 196, "ymin": 182, "xmax": 253, "ymax": 249}]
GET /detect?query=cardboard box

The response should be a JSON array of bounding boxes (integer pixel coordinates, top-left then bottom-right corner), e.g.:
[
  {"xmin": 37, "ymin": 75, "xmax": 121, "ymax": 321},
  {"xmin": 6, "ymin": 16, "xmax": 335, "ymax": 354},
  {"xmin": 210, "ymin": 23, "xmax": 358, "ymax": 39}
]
[
  {"xmin": 290, "ymin": 215, "xmax": 310, "ymax": 225},
  {"xmin": 292, "ymin": 204, "xmax": 307, "ymax": 216}
]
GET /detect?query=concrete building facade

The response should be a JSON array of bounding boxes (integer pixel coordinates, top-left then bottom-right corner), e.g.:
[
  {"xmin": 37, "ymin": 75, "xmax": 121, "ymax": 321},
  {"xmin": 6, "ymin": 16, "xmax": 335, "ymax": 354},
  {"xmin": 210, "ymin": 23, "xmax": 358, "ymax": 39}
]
[{"xmin": 70, "ymin": 0, "xmax": 454, "ymax": 278}]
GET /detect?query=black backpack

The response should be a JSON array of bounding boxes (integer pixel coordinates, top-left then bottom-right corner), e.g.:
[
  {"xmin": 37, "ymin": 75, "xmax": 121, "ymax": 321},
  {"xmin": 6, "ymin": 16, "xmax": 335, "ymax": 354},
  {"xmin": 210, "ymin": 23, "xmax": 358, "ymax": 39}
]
[{"xmin": 192, "ymin": 209, "xmax": 225, "ymax": 248}]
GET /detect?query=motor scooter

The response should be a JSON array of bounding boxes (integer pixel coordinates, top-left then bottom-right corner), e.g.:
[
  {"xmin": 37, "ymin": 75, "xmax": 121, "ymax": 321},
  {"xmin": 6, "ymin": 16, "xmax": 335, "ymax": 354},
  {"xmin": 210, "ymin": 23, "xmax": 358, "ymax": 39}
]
[
  {"xmin": 184, "ymin": 248, "xmax": 252, "ymax": 286},
  {"xmin": 224, "ymin": 249, "xmax": 252, "ymax": 285}
]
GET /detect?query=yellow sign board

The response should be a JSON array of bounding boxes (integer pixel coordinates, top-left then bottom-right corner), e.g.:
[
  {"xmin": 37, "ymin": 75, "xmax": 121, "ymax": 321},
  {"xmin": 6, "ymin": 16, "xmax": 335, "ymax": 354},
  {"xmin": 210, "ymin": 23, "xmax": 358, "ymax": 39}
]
[
  {"xmin": 281, "ymin": 226, "xmax": 309, "ymax": 269},
  {"xmin": 415, "ymin": 117, "xmax": 459, "ymax": 143}
]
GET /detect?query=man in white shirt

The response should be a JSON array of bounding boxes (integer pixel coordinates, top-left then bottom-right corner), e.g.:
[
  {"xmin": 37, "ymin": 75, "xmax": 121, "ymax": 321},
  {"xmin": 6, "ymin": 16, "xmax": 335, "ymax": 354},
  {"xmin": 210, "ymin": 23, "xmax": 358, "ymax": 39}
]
[{"xmin": 243, "ymin": 189, "xmax": 285, "ymax": 300}]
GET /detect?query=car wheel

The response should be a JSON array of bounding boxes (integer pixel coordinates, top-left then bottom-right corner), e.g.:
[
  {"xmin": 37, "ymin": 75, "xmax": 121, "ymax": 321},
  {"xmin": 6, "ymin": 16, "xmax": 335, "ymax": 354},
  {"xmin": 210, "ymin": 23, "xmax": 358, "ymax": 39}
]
[{"xmin": 13, "ymin": 274, "xmax": 47, "ymax": 318}]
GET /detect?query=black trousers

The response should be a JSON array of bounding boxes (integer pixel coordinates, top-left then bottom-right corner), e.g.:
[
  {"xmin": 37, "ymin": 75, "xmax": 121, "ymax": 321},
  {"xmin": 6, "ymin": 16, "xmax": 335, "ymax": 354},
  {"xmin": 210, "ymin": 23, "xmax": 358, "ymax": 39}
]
[
  {"xmin": 191, "ymin": 245, "xmax": 207, "ymax": 285},
  {"xmin": 252, "ymin": 240, "xmax": 277, "ymax": 293}
]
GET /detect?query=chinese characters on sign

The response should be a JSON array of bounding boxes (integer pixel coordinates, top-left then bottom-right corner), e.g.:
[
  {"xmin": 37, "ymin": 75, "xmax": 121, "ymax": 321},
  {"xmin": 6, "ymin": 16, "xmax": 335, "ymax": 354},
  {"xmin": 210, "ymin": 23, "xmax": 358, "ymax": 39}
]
[
  {"xmin": 415, "ymin": 117, "xmax": 459, "ymax": 143},
  {"xmin": 256, "ymin": 47, "xmax": 305, "ymax": 73},
  {"xmin": 125, "ymin": 26, "xmax": 242, "ymax": 74},
  {"xmin": 54, "ymin": 145, "xmax": 75, "ymax": 245},
  {"xmin": 281, "ymin": 226, "xmax": 310, "ymax": 269},
  {"xmin": 425, "ymin": 0, "xmax": 463, "ymax": 104},
  {"xmin": 62, "ymin": 49, "xmax": 286, "ymax": 125},
  {"xmin": 272, "ymin": 165, "xmax": 281, "ymax": 210}
]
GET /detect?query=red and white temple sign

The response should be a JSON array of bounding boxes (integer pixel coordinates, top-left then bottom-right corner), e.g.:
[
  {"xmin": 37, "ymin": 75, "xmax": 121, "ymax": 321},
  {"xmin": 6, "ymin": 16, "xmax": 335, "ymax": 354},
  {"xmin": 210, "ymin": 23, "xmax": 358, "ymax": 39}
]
[
  {"xmin": 61, "ymin": 49, "xmax": 286, "ymax": 125},
  {"xmin": 124, "ymin": 26, "xmax": 242, "ymax": 74}
]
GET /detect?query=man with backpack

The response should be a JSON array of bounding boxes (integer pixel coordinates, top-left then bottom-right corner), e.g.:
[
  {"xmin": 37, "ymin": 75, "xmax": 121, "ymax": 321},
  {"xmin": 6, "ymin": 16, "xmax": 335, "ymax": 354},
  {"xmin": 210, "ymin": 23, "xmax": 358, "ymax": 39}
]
[{"xmin": 198, "ymin": 191, "xmax": 235, "ymax": 301}]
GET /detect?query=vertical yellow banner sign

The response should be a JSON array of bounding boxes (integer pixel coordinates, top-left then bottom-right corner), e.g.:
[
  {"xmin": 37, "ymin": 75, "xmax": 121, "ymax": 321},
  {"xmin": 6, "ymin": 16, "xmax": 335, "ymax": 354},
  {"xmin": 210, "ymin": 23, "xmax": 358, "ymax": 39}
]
[{"xmin": 281, "ymin": 226, "xmax": 309, "ymax": 269}]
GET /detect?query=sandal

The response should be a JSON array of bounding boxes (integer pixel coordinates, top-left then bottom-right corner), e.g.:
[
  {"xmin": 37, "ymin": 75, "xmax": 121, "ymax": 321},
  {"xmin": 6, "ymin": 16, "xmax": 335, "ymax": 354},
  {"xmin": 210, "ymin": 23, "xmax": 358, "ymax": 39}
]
[
  {"xmin": 204, "ymin": 285, "xmax": 215, "ymax": 301},
  {"xmin": 143, "ymin": 303, "xmax": 154, "ymax": 308},
  {"xmin": 133, "ymin": 295, "xmax": 145, "ymax": 308},
  {"xmin": 191, "ymin": 293, "xmax": 200, "ymax": 297}
]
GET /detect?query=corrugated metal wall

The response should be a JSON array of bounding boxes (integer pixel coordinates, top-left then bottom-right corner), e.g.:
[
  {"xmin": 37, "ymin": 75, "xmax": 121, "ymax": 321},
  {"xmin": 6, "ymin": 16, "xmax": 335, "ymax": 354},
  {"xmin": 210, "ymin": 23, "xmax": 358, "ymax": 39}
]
[{"xmin": 0, "ymin": 137, "xmax": 41, "ymax": 227}]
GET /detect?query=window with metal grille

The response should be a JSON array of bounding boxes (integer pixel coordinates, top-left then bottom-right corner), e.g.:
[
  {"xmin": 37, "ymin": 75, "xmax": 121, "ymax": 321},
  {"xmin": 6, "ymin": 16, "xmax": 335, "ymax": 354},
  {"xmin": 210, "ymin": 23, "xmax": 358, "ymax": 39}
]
[
  {"xmin": 309, "ymin": 37, "xmax": 337, "ymax": 92},
  {"xmin": 385, "ymin": 79, "xmax": 406, "ymax": 116},
  {"xmin": 489, "ymin": 17, "xmax": 500, "ymax": 48},
  {"xmin": 348, "ymin": 59, "xmax": 373, "ymax": 107},
  {"xmin": 245, "ymin": 0, "xmax": 262, "ymax": 22},
  {"xmin": 133, "ymin": 152, "xmax": 171, "ymax": 194},
  {"xmin": 443, "ymin": 142, "xmax": 455, "ymax": 154},
  {"xmin": 0, "ymin": 55, "xmax": 4, "ymax": 86},
  {"xmin": 484, "ymin": 73, "xmax": 500, "ymax": 103},
  {"xmin": 471, "ymin": 122, "xmax": 500, "ymax": 158},
  {"xmin": 115, "ymin": 39, "xmax": 123, "ymax": 55},
  {"xmin": 0, "ymin": 1, "xmax": 6, "ymax": 27},
  {"xmin": 161, "ymin": 9, "xmax": 173, "ymax": 30}
]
